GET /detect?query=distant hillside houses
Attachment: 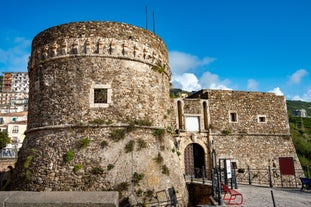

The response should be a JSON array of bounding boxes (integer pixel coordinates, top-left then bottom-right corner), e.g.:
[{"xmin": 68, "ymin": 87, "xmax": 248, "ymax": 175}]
[
  {"xmin": 0, "ymin": 72, "xmax": 28, "ymax": 161},
  {"xmin": 294, "ymin": 109, "xmax": 307, "ymax": 118}
]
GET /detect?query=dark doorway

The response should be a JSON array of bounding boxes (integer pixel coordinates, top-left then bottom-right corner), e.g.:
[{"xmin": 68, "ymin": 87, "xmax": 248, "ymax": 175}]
[{"xmin": 184, "ymin": 143, "xmax": 205, "ymax": 178}]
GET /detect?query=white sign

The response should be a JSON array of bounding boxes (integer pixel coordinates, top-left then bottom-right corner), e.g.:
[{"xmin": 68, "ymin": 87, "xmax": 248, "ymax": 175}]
[
  {"xmin": 226, "ymin": 160, "xmax": 232, "ymax": 179},
  {"xmin": 185, "ymin": 116, "xmax": 199, "ymax": 131}
]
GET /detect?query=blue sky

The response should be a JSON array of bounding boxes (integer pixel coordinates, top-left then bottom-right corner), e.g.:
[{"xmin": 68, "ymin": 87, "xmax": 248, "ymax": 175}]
[{"xmin": 1, "ymin": 0, "xmax": 310, "ymax": 101}]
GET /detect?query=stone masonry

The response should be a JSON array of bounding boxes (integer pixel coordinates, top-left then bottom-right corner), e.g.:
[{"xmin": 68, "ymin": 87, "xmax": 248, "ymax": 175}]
[
  {"xmin": 173, "ymin": 89, "xmax": 302, "ymax": 180},
  {"xmin": 11, "ymin": 22, "xmax": 187, "ymax": 206},
  {"xmin": 10, "ymin": 21, "xmax": 302, "ymax": 206}
]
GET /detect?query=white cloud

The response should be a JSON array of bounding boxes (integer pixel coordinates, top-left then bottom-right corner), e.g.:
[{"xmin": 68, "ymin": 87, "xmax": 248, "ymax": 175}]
[
  {"xmin": 169, "ymin": 51, "xmax": 232, "ymax": 91},
  {"xmin": 172, "ymin": 73, "xmax": 201, "ymax": 92},
  {"xmin": 288, "ymin": 69, "xmax": 308, "ymax": 84},
  {"xmin": 169, "ymin": 51, "xmax": 215, "ymax": 75},
  {"xmin": 268, "ymin": 87, "xmax": 284, "ymax": 96},
  {"xmin": 291, "ymin": 89, "xmax": 311, "ymax": 102},
  {"xmin": 247, "ymin": 79, "xmax": 258, "ymax": 91},
  {"xmin": 199, "ymin": 71, "xmax": 232, "ymax": 90},
  {"xmin": 0, "ymin": 37, "xmax": 30, "ymax": 72},
  {"xmin": 291, "ymin": 95, "xmax": 304, "ymax": 101}
]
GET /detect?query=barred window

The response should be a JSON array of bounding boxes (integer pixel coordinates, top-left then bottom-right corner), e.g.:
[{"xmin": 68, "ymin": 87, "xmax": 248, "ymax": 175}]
[
  {"xmin": 13, "ymin": 126, "xmax": 19, "ymax": 133},
  {"xmin": 90, "ymin": 84, "xmax": 112, "ymax": 108},
  {"xmin": 94, "ymin": 89, "xmax": 108, "ymax": 103}
]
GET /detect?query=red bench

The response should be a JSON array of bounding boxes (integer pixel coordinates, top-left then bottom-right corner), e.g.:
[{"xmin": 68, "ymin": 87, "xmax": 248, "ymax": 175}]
[{"xmin": 221, "ymin": 183, "xmax": 243, "ymax": 205}]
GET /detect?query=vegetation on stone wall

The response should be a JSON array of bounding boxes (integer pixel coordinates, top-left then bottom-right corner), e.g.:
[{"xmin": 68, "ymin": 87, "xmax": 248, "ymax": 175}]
[
  {"xmin": 73, "ymin": 164, "xmax": 83, "ymax": 173},
  {"xmin": 152, "ymin": 129, "xmax": 165, "ymax": 142},
  {"xmin": 64, "ymin": 150, "xmax": 75, "ymax": 163},
  {"xmin": 107, "ymin": 164, "xmax": 114, "ymax": 171},
  {"xmin": 110, "ymin": 129, "xmax": 126, "ymax": 142},
  {"xmin": 23, "ymin": 155, "xmax": 33, "ymax": 169},
  {"xmin": 161, "ymin": 165, "xmax": 170, "ymax": 175},
  {"xmin": 153, "ymin": 152, "xmax": 164, "ymax": 164},
  {"xmin": 132, "ymin": 172, "xmax": 145, "ymax": 186},
  {"xmin": 151, "ymin": 61, "xmax": 165, "ymax": 74},
  {"xmin": 91, "ymin": 166, "xmax": 104, "ymax": 175},
  {"xmin": 100, "ymin": 140, "xmax": 108, "ymax": 149},
  {"xmin": 124, "ymin": 140, "xmax": 135, "ymax": 153},
  {"xmin": 78, "ymin": 137, "xmax": 90, "ymax": 148},
  {"xmin": 136, "ymin": 138, "xmax": 147, "ymax": 151},
  {"xmin": 88, "ymin": 118, "xmax": 113, "ymax": 125},
  {"xmin": 221, "ymin": 129, "xmax": 231, "ymax": 135}
]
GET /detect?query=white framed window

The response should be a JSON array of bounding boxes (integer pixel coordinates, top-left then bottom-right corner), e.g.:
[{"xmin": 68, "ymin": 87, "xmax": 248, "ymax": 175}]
[
  {"xmin": 229, "ymin": 112, "xmax": 238, "ymax": 123},
  {"xmin": 89, "ymin": 84, "xmax": 112, "ymax": 108},
  {"xmin": 12, "ymin": 126, "xmax": 19, "ymax": 133},
  {"xmin": 258, "ymin": 115, "xmax": 267, "ymax": 123},
  {"xmin": 185, "ymin": 116, "xmax": 200, "ymax": 131}
]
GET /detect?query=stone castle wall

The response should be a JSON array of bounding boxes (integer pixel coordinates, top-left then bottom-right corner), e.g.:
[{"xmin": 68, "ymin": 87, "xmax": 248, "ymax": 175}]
[
  {"xmin": 12, "ymin": 22, "xmax": 187, "ymax": 206},
  {"xmin": 176, "ymin": 89, "xmax": 302, "ymax": 174},
  {"xmin": 207, "ymin": 90, "xmax": 289, "ymax": 135},
  {"xmin": 27, "ymin": 22, "xmax": 171, "ymax": 129}
]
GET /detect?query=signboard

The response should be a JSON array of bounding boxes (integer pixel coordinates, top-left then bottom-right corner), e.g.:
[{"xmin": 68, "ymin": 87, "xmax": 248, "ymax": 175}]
[
  {"xmin": 185, "ymin": 116, "xmax": 199, "ymax": 131},
  {"xmin": 226, "ymin": 160, "xmax": 232, "ymax": 179},
  {"xmin": 279, "ymin": 157, "xmax": 295, "ymax": 175}
]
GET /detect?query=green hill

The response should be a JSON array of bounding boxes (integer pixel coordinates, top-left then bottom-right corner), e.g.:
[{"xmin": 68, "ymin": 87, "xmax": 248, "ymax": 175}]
[
  {"xmin": 286, "ymin": 100, "xmax": 311, "ymax": 178},
  {"xmin": 287, "ymin": 100, "xmax": 311, "ymax": 117}
]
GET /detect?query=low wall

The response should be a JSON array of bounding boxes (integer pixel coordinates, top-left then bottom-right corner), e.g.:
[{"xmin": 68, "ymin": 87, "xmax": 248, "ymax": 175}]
[
  {"xmin": 0, "ymin": 158, "xmax": 16, "ymax": 171},
  {"xmin": 0, "ymin": 191, "xmax": 118, "ymax": 207},
  {"xmin": 187, "ymin": 182, "xmax": 213, "ymax": 206}
]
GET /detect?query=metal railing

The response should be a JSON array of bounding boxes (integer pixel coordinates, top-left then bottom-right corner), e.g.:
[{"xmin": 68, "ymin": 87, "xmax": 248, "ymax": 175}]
[{"xmin": 235, "ymin": 166, "xmax": 305, "ymax": 188}]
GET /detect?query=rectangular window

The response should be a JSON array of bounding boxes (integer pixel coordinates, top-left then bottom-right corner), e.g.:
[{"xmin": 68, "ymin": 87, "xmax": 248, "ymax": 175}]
[
  {"xmin": 12, "ymin": 126, "xmax": 19, "ymax": 133},
  {"xmin": 89, "ymin": 84, "xmax": 112, "ymax": 108},
  {"xmin": 258, "ymin": 115, "xmax": 267, "ymax": 123},
  {"xmin": 229, "ymin": 112, "xmax": 238, "ymax": 122},
  {"xmin": 94, "ymin": 88, "xmax": 108, "ymax": 103}
]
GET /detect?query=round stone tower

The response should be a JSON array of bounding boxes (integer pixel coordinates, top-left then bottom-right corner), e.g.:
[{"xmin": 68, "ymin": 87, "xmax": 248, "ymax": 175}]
[{"xmin": 12, "ymin": 22, "xmax": 187, "ymax": 205}]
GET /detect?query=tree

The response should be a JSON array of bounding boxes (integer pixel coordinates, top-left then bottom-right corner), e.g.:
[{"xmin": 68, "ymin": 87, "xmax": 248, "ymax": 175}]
[{"xmin": 0, "ymin": 132, "xmax": 11, "ymax": 150}]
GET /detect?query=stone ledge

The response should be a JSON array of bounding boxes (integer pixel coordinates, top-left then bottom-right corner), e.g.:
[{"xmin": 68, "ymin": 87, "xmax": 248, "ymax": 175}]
[{"xmin": 0, "ymin": 191, "xmax": 118, "ymax": 207}]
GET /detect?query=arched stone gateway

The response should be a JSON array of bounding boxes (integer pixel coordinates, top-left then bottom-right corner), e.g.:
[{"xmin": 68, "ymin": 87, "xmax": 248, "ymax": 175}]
[{"xmin": 184, "ymin": 143, "xmax": 205, "ymax": 178}]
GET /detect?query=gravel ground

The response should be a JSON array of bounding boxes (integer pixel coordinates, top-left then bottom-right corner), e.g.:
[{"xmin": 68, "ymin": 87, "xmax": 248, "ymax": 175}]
[{"xmin": 223, "ymin": 184, "xmax": 311, "ymax": 207}]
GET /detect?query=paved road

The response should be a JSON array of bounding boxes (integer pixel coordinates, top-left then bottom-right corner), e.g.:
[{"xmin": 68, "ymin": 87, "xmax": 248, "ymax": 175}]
[{"xmin": 225, "ymin": 184, "xmax": 311, "ymax": 207}]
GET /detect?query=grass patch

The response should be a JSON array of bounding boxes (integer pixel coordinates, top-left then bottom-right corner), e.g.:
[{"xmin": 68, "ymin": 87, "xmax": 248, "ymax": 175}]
[
  {"xmin": 161, "ymin": 165, "xmax": 170, "ymax": 176},
  {"xmin": 73, "ymin": 164, "xmax": 83, "ymax": 173},
  {"xmin": 125, "ymin": 140, "xmax": 135, "ymax": 153},
  {"xmin": 152, "ymin": 129, "xmax": 165, "ymax": 142},
  {"xmin": 91, "ymin": 166, "xmax": 104, "ymax": 175},
  {"xmin": 153, "ymin": 152, "xmax": 164, "ymax": 164},
  {"xmin": 78, "ymin": 137, "xmax": 90, "ymax": 148},
  {"xmin": 137, "ymin": 138, "xmax": 147, "ymax": 151},
  {"xmin": 64, "ymin": 150, "xmax": 75, "ymax": 163},
  {"xmin": 110, "ymin": 129, "xmax": 126, "ymax": 142},
  {"xmin": 100, "ymin": 140, "xmax": 108, "ymax": 149},
  {"xmin": 107, "ymin": 164, "xmax": 114, "ymax": 171},
  {"xmin": 132, "ymin": 172, "xmax": 145, "ymax": 186},
  {"xmin": 89, "ymin": 118, "xmax": 112, "ymax": 125},
  {"xmin": 221, "ymin": 130, "xmax": 231, "ymax": 135},
  {"xmin": 115, "ymin": 182, "xmax": 129, "ymax": 192}
]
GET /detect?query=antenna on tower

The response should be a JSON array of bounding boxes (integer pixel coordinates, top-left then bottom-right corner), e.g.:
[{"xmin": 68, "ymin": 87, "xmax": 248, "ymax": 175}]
[
  {"xmin": 145, "ymin": 5, "xmax": 148, "ymax": 30},
  {"xmin": 152, "ymin": 10, "xmax": 156, "ymax": 34}
]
